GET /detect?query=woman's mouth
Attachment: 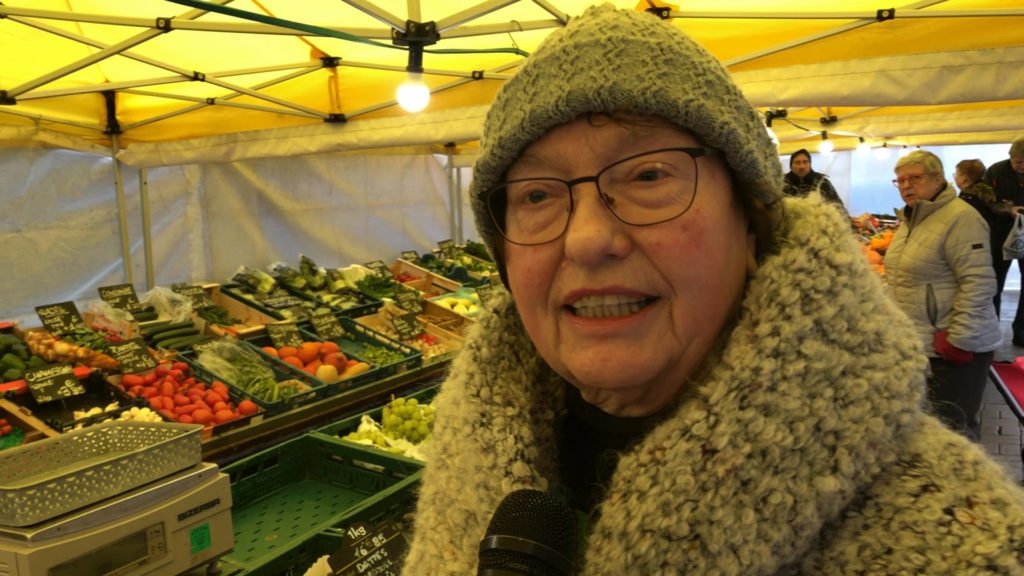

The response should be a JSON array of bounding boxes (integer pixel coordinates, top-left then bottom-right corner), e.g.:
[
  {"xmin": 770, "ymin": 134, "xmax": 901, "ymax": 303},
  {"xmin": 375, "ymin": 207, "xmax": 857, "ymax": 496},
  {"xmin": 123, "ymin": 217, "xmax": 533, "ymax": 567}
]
[{"xmin": 567, "ymin": 294, "xmax": 657, "ymax": 318}]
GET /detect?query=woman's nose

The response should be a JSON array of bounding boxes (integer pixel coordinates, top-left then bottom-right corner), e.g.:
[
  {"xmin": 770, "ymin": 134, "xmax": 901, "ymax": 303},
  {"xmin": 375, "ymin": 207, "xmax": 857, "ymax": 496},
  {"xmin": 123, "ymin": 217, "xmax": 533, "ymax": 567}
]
[{"xmin": 562, "ymin": 182, "xmax": 630, "ymax": 261}]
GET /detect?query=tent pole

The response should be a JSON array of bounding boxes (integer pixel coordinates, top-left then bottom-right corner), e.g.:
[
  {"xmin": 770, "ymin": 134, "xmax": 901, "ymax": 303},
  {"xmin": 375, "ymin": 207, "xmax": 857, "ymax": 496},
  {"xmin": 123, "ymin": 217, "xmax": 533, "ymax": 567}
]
[
  {"xmin": 139, "ymin": 168, "xmax": 154, "ymax": 290},
  {"xmin": 110, "ymin": 134, "xmax": 133, "ymax": 284},
  {"xmin": 455, "ymin": 161, "xmax": 465, "ymax": 244},
  {"xmin": 446, "ymin": 144, "xmax": 460, "ymax": 244}
]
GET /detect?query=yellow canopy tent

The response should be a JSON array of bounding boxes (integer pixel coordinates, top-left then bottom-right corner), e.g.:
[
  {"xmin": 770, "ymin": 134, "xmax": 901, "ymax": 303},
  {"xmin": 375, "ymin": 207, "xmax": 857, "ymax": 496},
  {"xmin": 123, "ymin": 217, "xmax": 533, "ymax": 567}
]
[
  {"xmin": 2, "ymin": 0, "xmax": 1023, "ymax": 163},
  {"xmin": 1, "ymin": 0, "xmax": 1023, "ymax": 323}
]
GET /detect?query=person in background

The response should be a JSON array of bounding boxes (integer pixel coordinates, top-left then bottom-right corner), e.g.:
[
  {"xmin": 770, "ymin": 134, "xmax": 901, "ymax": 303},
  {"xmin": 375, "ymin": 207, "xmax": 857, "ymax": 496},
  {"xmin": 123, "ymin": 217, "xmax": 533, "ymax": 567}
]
[
  {"xmin": 883, "ymin": 150, "xmax": 1002, "ymax": 441},
  {"xmin": 783, "ymin": 148, "xmax": 846, "ymax": 213},
  {"xmin": 955, "ymin": 158, "xmax": 1011, "ymax": 312},
  {"xmin": 985, "ymin": 137, "xmax": 1024, "ymax": 344},
  {"xmin": 400, "ymin": 6, "xmax": 1024, "ymax": 575}
]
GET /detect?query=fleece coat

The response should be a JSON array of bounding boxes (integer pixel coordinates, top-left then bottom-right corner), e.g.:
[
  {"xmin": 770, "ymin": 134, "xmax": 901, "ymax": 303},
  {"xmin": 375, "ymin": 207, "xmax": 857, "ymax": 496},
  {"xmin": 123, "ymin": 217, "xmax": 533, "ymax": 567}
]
[{"xmin": 401, "ymin": 195, "xmax": 1024, "ymax": 575}]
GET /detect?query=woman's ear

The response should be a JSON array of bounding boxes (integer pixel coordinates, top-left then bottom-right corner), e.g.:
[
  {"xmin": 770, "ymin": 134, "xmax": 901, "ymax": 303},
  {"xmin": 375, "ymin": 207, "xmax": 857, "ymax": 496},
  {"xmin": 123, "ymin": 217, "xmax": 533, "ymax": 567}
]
[{"xmin": 746, "ymin": 229, "xmax": 758, "ymax": 276}]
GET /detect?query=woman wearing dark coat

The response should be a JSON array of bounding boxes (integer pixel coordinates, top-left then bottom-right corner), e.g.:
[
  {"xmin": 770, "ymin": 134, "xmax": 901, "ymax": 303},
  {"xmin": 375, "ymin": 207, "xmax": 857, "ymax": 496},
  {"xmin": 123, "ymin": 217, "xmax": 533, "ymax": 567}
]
[{"xmin": 955, "ymin": 158, "xmax": 1012, "ymax": 312}]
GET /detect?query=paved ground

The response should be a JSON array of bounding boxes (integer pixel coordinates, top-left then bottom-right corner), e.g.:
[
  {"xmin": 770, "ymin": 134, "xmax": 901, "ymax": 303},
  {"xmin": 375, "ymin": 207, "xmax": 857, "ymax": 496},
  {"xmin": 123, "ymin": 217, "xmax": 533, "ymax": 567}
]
[{"xmin": 981, "ymin": 288, "xmax": 1024, "ymax": 485}]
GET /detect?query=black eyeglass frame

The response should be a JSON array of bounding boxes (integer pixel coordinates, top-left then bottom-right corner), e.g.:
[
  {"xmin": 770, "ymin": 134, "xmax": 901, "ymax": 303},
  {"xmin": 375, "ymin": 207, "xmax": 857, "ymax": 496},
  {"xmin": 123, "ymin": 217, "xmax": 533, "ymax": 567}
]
[{"xmin": 485, "ymin": 146, "xmax": 720, "ymax": 246}]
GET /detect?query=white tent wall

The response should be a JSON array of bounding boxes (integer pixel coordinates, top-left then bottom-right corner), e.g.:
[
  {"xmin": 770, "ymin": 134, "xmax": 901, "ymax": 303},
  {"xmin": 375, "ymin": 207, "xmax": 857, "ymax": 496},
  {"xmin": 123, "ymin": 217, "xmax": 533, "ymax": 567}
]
[{"xmin": 1, "ymin": 147, "xmax": 453, "ymax": 325}]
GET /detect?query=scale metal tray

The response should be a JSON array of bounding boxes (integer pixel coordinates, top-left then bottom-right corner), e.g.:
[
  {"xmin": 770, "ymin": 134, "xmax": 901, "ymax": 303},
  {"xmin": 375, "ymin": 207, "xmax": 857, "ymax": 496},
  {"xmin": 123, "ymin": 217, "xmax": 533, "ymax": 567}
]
[{"xmin": 0, "ymin": 420, "xmax": 202, "ymax": 527}]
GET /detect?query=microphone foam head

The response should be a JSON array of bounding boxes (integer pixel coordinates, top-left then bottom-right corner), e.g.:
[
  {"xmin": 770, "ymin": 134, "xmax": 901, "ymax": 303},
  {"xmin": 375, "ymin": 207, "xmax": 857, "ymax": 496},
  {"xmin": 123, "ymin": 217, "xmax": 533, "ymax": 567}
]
[{"xmin": 479, "ymin": 489, "xmax": 577, "ymax": 575}]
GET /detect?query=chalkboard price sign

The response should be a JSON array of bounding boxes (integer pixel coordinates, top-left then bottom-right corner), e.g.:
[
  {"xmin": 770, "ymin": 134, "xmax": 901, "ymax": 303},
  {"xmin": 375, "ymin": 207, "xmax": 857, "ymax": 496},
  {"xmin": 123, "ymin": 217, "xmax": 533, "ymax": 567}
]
[
  {"xmin": 395, "ymin": 290, "xmax": 422, "ymax": 314},
  {"xmin": 266, "ymin": 322, "xmax": 304, "ymax": 349},
  {"xmin": 364, "ymin": 260, "xmax": 391, "ymax": 277},
  {"xmin": 25, "ymin": 363, "xmax": 85, "ymax": 404},
  {"xmin": 400, "ymin": 250, "xmax": 419, "ymax": 262},
  {"xmin": 172, "ymin": 284, "xmax": 216, "ymax": 309},
  {"xmin": 98, "ymin": 283, "xmax": 142, "ymax": 311},
  {"xmin": 35, "ymin": 301, "xmax": 86, "ymax": 336},
  {"xmin": 475, "ymin": 283, "xmax": 494, "ymax": 305},
  {"xmin": 310, "ymin": 309, "xmax": 344, "ymax": 340},
  {"xmin": 108, "ymin": 337, "xmax": 158, "ymax": 373},
  {"xmin": 390, "ymin": 313, "xmax": 423, "ymax": 340},
  {"xmin": 437, "ymin": 239, "xmax": 456, "ymax": 260},
  {"xmin": 327, "ymin": 520, "xmax": 409, "ymax": 576}
]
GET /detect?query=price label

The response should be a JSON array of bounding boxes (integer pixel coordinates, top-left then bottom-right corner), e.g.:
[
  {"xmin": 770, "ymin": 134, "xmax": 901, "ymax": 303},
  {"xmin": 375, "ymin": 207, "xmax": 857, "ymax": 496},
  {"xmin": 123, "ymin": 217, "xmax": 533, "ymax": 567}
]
[
  {"xmin": 400, "ymin": 250, "xmax": 419, "ymax": 262},
  {"xmin": 310, "ymin": 309, "xmax": 344, "ymax": 340},
  {"xmin": 35, "ymin": 301, "xmax": 86, "ymax": 336},
  {"xmin": 108, "ymin": 337, "xmax": 158, "ymax": 373},
  {"xmin": 24, "ymin": 363, "xmax": 85, "ymax": 404},
  {"xmin": 395, "ymin": 290, "xmax": 422, "ymax": 314},
  {"xmin": 390, "ymin": 313, "xmax": 423, "ymax": 340},
  {"xmin": 98, "ymin": 283, "xmax": 141, "ymax": 311},
  {"xmin": 172, "ymin": 284, "xmax": 216, "ymax": 309},
  {"xmin": 262, "ymin": 295, "xmax": 306, "ymax": 310},
  {"xmin": 265, "ymin": 322, "xmax": 304, "ymax": 349},
  {"xmin": 327, "ymin": 520, "xmax": 409, "ymax": 576},
  {"xmin": 437, "ymin": 239, "xmax": 455, "ymax": 260},
  {"xmin": 364, "ymin": 260, "xmax": 391, "ymax": 277},
  {"xmin": 475, "ymin": 284, "xmax": 494, "ymax": 305}
]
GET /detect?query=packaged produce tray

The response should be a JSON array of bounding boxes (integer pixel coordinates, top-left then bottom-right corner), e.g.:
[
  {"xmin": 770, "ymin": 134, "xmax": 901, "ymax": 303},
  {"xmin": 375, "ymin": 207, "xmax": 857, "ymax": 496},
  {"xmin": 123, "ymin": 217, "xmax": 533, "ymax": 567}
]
[
  {"xmin": 0, "ymin": 420, "xmax": 202, "ymax": 527},
  {"xmin": 180, "ymin": 346, "xmax": 323, "ymax": 417},
  {"xmin": 203, "ymin": 283, "xmax": 281, "ymax": 337},
  {"xmin": 313, "ymin": 386, "xmax": 438, "ymax": 468},
  {"xmin": 217, "ymin": 433, "xmax": 421, "ymax": 576}
]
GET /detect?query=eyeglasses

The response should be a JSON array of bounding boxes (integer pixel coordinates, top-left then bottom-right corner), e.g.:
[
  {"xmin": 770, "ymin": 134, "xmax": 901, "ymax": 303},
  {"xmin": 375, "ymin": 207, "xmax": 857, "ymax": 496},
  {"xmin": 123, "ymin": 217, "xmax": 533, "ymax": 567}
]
[
  {"xmin": 485, "ymin": 147, "xmax": 718, "ymax": 246},
  {"xmin": 892, "ymin": 174, "xmax": 928, "ymax": 187}
]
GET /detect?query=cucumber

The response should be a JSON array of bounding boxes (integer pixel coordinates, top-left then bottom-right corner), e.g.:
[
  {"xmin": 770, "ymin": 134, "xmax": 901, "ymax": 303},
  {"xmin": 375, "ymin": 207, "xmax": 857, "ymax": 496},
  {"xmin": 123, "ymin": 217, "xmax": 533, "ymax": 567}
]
[
  {"xmin": 146, "ymin": 322, "xmax": 197, "ymax": 339},
  {"xmin": 131, "ymin": 309, "xmax": 159, "ymax": 322},
  {"xmin": 139, "ymin": 320, "xmax": 171, "ymax": 335},
  {"xmin": 151, "ymin": 327, "xmax": 200, "ymax": 345}
]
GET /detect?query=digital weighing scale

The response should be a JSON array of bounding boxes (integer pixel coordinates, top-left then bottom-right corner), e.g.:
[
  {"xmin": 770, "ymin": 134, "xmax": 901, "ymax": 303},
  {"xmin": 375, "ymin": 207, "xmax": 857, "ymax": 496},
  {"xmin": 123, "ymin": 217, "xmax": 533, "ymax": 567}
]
[{"xmin": 0, "ymin": 462, "xmax": 233, "ymax": 576}]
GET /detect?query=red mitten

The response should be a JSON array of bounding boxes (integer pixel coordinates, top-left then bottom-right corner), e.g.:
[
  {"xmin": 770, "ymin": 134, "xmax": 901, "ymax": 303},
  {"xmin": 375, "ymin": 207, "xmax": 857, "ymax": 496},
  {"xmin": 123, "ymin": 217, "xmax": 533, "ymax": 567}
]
[{"xmin": 933, "ymin": 331, "xmax": 974, "ymax": 364}]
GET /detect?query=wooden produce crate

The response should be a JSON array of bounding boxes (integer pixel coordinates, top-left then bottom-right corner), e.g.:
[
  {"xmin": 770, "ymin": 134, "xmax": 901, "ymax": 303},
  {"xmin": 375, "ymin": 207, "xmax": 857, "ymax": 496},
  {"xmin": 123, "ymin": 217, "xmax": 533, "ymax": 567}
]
[
  {"xmin": 355, "ymin": 313, "xmax": 462, "ymax": 365},
  {"xmin": 418, "ymin": 300, "xmax": 474, "ymax": 338},
  {"xmin": 0, "ymin": 397, "xmax": 60, "ymax": 450},
  {"xmin": 390, "ymin": 259, "xmax": 461, "ymax": 299},
  {"xmin": 203, "ymin": 283, "xmax": 281, "ymax": 337}
]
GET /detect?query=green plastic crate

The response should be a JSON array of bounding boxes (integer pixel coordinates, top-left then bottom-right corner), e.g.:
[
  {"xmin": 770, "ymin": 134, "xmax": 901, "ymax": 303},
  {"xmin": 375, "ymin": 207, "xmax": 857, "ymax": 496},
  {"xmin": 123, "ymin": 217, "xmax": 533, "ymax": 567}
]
[
  {"xmin": 179, "ymin": 349, "xmax": 323, "ymax": 416},
  {"xmin": 219, "ymin": 434, "xmax": 421, "ymax": 576},
  {"xmin": 312, "ymin": 386, "xmax": 439, "ymax": 468}
]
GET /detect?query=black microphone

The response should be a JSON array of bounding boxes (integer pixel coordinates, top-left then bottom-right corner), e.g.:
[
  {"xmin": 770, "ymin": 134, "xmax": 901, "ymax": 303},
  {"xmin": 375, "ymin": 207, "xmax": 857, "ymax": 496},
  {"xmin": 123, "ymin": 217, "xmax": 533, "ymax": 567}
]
[{"xmin": 478, "ymin": 488, "xmax": 578, "ymax": 576}]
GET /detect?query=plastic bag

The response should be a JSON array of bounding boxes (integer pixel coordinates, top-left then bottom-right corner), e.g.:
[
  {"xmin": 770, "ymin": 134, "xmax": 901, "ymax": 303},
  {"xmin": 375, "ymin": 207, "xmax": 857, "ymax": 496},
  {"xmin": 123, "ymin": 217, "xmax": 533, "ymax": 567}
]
[{"xmin": 1003, "ymin": 213, "xmax": 1024, "ymax": 260}]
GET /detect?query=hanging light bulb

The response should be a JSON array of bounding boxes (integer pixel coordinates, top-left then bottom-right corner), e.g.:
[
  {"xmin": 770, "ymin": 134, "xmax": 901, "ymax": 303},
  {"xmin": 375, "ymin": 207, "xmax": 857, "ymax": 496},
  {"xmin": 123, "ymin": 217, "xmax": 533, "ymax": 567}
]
[
  {"xmin": 396, "ymin": 42, "xmax": 430, "ymax": 113},
  {"xmin": 397, "ymin": 72, "xmax": 430, "ymax": 112},
  {"xmin": 818, "ymin": 131, "xmax": 834, "ymax": 154},
  {"xmin": 899, "ymin": 145, "xmax": 912, "ymax": 157},
  {"xmin": 856, "ymin": 137, "xmax": 871, "ymax": 153},
  {"xmin": 874, "ymin": 142, "xmax": 891, "ymax": 160}
]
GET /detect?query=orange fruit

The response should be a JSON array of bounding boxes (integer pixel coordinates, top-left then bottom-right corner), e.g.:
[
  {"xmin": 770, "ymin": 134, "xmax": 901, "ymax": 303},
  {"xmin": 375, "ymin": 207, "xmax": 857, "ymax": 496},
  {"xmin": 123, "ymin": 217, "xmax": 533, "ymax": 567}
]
[
  {"xmin": 261, "ymin": 346, "xmax": 279, "ymax": 358},
  {"xmin": 322, "ymin": 351, "xmax": 347, "ymax": 371},
  {"xmin": 282, "ymin": 356, "xmax": 304, "ymax": 369},
  {"xmin": 320, "ymin": 341, "xmax": 340, "ymax": 355},
  {"xmin": 278, "ymin": 345, "xmax": 299, "ymax": 359},
  {"xmin": 296, "ymin": 342, "xmax": 321, "ymax": 365},
  {"xmin": 302, "ymin": 359, "xmax": 322, "ymax": 375}
]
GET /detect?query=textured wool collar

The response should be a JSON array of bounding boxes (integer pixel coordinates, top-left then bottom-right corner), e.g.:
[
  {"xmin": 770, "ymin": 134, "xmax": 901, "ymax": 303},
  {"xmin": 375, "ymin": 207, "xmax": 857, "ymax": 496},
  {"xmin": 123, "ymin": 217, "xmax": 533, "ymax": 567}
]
[{"xmin": 412, "ymin": 194, "xmax": 929, "ymax": 574}]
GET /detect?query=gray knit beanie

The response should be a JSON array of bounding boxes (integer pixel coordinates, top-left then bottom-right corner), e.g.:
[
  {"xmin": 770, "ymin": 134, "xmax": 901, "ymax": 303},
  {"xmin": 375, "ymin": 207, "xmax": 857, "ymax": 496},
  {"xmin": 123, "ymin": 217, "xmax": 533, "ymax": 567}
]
[{"xmin": 470, "ymin": 4, "xmax": 784, "ymax": 279}]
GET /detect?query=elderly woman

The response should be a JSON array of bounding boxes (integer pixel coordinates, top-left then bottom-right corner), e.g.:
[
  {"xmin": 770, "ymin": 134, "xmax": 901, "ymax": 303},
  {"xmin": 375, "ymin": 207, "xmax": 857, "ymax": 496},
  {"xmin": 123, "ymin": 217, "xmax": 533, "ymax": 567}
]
[
  {"xmin": 884, "ymin": 151, "xmax": 1002, "ymax": 442},
  {"xmin": 402, "ymin": 6, "xmax": 1024, "ymax": 575}
]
